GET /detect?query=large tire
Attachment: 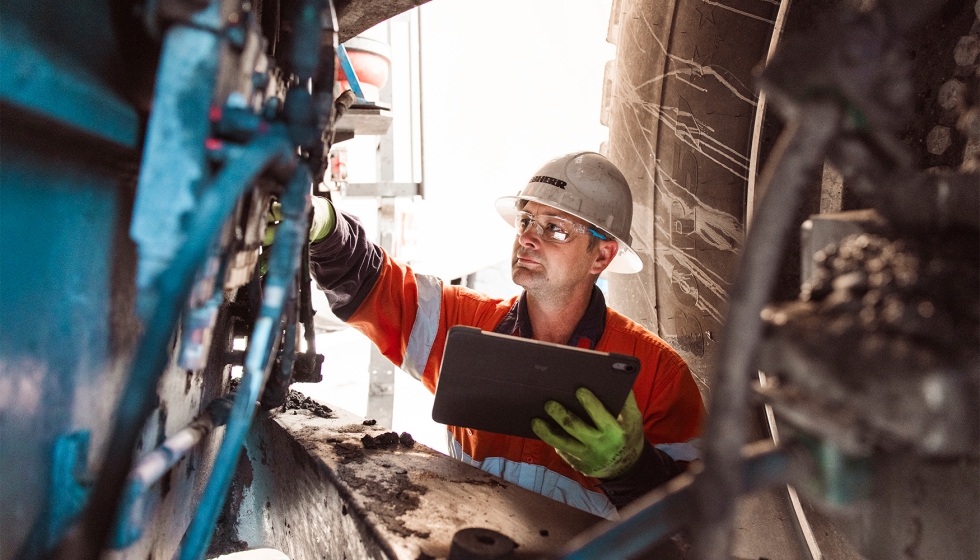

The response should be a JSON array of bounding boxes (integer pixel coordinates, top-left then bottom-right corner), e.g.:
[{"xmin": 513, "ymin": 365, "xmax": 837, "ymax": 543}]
[
  {"xmin": 604, "ymin": 0, "xmax": 777, "ymax": 395},
  {"xmin": 603, "ymin": 0, "xmax": 980, "ymax": 558},
  {"xmin": 601, "ymin": 1, "xmax": 809, "ymax": 558}
]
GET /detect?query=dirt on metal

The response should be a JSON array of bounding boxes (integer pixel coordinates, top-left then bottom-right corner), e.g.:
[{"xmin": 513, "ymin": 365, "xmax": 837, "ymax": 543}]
[
  {"xmin": 328, "ymin": 438, "xmax": 367, "ymax": 464},
  {"xmin": 800, "ymin": 231, "xmax": 980, "ymax": 365},
  {"xmin": 361, "ymin": 431, "xmax": 415, "ymax": 449},
  {"xmin": 338, "ymin": 462, "xmax": 431, "ymax": 539},
  {"xmin": 282, "ymin": 389, "xmax": 334, "ymax": 418},
  {"xmin": 284, "ymin": 415, "xmax": 432, "ymax": 539},
  {"xmin": 272, "ymin": 406, "xmax": 602, "ymax": 559}
]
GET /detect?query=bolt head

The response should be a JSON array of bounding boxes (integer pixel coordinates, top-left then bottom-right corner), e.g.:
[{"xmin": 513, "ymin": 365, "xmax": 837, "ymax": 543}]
[
  {"xmin": 958, "ymin": 107, "xmax": 980, "ymax": 139},
  {"xmin": 937, "ymin": 79, "xmax": 966, "ymax": 112},
  {"xmin": 926, "ymin": 126, "xmax": 952, "ymax": 155},
  {"xmin": 954, "ymin": 35, "xmax": 980, "ymax": 67}
]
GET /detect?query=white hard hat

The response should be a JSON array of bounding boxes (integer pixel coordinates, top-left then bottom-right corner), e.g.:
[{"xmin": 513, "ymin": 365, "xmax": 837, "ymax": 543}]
[{"xmin": 496, "ymin": 152, "xmax": 642, "ymax": 273}]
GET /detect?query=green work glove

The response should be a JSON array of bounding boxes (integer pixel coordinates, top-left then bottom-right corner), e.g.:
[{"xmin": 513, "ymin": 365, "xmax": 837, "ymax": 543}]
[
  {"xmin": 264, "ymin": 196, "xmax": 336, "ymax": 246},
  {"xmin": 308, "ymin": 196, "xmax": 336, "ymax": 243},
  {"xmin": 261, "ymin": 196, "xmax": 336, "ymax": 274},
  {"xmin": 531, "ymin": 388, "xmax": 645, "ymax": 479}
]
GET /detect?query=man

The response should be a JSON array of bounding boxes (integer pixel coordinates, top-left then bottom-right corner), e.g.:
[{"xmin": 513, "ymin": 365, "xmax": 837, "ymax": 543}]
[{"xmin": 307, "ymin": 152, "xmax": 704, "ymax": 519}]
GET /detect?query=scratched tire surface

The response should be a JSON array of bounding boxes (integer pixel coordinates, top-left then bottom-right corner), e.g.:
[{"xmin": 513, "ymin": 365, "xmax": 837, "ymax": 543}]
[{"xmin": 604, "ymin": 0, "xmax": 778, "ymax": 395}]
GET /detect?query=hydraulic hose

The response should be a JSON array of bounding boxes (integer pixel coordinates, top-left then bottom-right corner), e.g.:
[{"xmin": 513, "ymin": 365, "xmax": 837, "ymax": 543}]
[
  {"xmin": 691, "ymin": 98, "xmax": 844, "ymax": 560},
  {"xmin": 261, "ymin": 286, "xmax": 299, "ymax": 409},
  {"xmin": 178, "ymin": 164, "xmax": 312, "ymax": 560},
  {"xmin": 63, "ymin": 132, "xmax": 293, "ymax": 560},
  {"xmin": 111, "ymin": 396, "xmax": 234, "ymax": 549}
]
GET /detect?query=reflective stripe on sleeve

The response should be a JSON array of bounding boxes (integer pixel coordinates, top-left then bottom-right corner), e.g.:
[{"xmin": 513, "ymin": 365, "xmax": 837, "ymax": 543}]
[
  {"xmin": 447, "ymin": 432, "xmax": 619, "ymax": 520},
  {"xmin": 400, "ymin": 273, "xmax": 442, "ymax": 380},
  {"xmin": 655, "ymin": 437, "xmax": 702, "ymax": 462}
]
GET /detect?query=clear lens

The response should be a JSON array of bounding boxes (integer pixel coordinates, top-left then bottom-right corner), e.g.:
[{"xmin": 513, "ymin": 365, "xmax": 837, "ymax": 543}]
[{"xmin": 514, "ymin": 212, "xmax": 586, "ymax": 243}]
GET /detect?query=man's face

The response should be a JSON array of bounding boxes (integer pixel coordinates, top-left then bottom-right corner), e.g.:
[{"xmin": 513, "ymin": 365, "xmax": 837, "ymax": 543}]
[{"xmin": 510, "ymin": 201, "xmax": 617, "ymax": 298}]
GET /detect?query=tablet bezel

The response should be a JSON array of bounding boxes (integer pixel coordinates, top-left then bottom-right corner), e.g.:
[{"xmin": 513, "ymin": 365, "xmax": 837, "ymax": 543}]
[{"xmin": 432, "ymin": 326, "xmax": 641, "ymax": 440}]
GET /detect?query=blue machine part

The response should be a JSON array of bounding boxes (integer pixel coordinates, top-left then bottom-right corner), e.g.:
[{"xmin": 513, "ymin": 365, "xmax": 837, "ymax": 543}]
[
  {"xmin": 110, "ymin": 396, "xmax": 233, "ymax": 550},
  {"xmin": 337, "ymin": 43, "xmax": 367, "ymax": 102},
  {"xmin": 0, "ymin": 137, "xmax": 124, "ymax": 559},
  {"xmin": 0, "ymin": 7, "xmax": 139, "ymax": 149},
  {"xmin": 129, "ymin": 1, "xmax": 224, "ymax": 318},
  {"xmin": 560, "ymin": 442, "xmax": 802, "ymax": 559},
  {"xmin": 48, "ymin": 432, "xmax": 94, "ymax": 549},
  {"xmin": 178, "ymin": 164, "xmax": 311, "ymax": 560},
  {"xmin": 179, "ymin": 268, "xmax": 226, "ymax": 371},
  {"xmin": 8, "ymin": 431, "xmax": 95, "ymax": 558}
]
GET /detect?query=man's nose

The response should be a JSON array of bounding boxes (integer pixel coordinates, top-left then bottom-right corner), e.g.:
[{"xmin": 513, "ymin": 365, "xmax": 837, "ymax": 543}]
[{"xmin": 518, "ymin": 222, "xmax": 542, "ymax": 247}]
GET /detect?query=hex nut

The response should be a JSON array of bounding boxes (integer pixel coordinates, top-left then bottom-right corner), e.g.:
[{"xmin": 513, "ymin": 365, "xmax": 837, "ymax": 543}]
[
  {"xmin": 954, "ymin": 35, "xmax": 980, "ymax": 67},
  {"xmin": 966, "ymin": 137, "xmax": 980, "ymax": 157},
  {"xmin": 937, "ymin": 79, "xmax": 966, "ymax": 111},
  {"xmin": 964, "ymin": 138, "xmax": 980, "ymax": 171},
  {"xmin": 959, "ymin": 107, "xmax": 980, "ymax": 140},
  {"xmin": 926, "ymin": 126, "xmax": 952, "ymax": 155}
]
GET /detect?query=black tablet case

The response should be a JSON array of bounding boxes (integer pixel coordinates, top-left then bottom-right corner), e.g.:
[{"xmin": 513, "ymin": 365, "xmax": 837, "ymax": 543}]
[{"xmin": 432, "ymin": 326, "xmax": 641, "ymax": 439}]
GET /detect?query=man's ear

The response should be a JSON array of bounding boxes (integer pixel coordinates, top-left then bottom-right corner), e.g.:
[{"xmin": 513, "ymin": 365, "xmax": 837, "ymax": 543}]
[{"xmin": 589, "ymin": 240, "xmax": 619, "ymax": 275}]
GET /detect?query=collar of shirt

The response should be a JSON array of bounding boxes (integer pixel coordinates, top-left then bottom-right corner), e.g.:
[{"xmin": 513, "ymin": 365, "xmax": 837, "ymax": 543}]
[{"xmin": 492, "ymin": 285, "xmax": 607, "ymax": 349}]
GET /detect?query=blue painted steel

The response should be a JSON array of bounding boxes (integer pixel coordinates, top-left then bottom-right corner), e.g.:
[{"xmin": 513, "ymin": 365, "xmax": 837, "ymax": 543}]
[
  {"xmin": 1, "ymin": 0, "xmax": 122, "ymax": 77},
  {"xmin": 12, "ymin": 431, "xmax": 96, "ymax": 558},
  {"xmin": 80, "ymin": 131, "xmax": 294, "ymax": 560},
  {"xmin": 0, "ymin": 139, "xmax": 120, "ymax": 559},
  {"xmin": 129, "ymin": 0, "xmax": 225, "ymax": 316},
  {"xmin": 178, "ymin": 165, "xmax": 312, "ymax": 560},
  {"xmin": 49, "ymin": 432, "xmax": 94, "ymax": 547},
  {"xmin": 178, "ymin": 258, "xmax": 227, "ymax": 370},
  {"xmin": 565, "ymin": 480, "xmax": 695, "ymax": 560},
  {"xmin": 337, "ymin": 43, "xmax": 367, "ymax": 102},
  {"xmin": 0, "ymin": 0, "xmax": 328, "ymax": 558},
  {"xmin": 284, "ymin": 0, "xmax": 336, "ymax": 149},
  {"xmin": 0, "ymin": 20, "xmax": 139, "ymax": 149}
]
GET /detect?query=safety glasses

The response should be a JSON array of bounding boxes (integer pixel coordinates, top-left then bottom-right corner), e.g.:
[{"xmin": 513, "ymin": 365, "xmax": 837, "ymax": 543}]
[{"xmin": 514, "ymin": 211, "xmax": 609, "ymax": 243}]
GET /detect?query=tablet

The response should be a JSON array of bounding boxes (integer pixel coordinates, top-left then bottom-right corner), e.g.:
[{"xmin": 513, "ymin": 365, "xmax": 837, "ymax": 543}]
[{"xmin": 432, "ymin": 326, "xmax": 641, "ymax": 440}]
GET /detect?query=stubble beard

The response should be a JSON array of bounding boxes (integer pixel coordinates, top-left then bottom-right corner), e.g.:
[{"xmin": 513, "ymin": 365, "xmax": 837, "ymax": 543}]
[
  {"xmin": 512, "ymin": 246, "xmax": 547, "ymax": 292},
  {"xmin": 512, "ymin": 258, "xmax": 543, "ymax": 291},
  {"xmin": 512, "ymin": 251, "xmax": 570, "ymax": 307}
]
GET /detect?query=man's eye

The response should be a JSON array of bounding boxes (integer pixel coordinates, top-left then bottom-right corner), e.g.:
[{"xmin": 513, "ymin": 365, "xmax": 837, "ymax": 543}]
[
  {"xmin": 544, "ymin": 221, "xmax": 568, "ymax": 235},
  {"xmin": 518, "ymin": 217, "xmax": 532, "ymax": 229}
]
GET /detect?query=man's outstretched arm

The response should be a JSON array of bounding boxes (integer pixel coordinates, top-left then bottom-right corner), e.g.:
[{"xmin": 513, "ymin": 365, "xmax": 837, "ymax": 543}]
[{"xmin": 306, "ymin": 197, "xmax": 386, "ymax": 320}]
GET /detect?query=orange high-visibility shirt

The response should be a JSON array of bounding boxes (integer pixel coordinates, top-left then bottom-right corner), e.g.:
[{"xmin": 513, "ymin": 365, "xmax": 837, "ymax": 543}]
[{"xmin": 311, "ymin": 209, "xmax": 705, "ymax": 518}]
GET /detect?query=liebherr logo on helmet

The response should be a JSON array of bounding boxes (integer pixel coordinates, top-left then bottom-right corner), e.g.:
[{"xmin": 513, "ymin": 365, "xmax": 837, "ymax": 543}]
[{"xmin": 530, "ymin": 175, "xmax": 567, "ymax": 189}]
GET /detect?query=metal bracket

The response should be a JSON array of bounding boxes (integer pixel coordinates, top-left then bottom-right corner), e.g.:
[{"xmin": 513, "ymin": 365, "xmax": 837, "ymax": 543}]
[
  {"xmin": 344, "ymin": 182, "xmax": 420, "ymax": 198},
  {"xmin": 48, "ymin": 431, "xmax": 93, "ymax": 550}
]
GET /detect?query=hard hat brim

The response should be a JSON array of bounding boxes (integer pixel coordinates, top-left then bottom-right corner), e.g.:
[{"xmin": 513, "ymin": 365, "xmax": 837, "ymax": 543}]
[{"xmin": 495, "ymin": 195, "xmax": 643, "ymax": 274}]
